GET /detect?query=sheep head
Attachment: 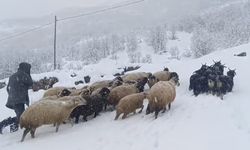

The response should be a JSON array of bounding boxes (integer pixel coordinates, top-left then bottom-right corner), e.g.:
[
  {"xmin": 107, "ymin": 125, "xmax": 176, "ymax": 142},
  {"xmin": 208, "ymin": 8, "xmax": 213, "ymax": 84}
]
[
  {"xmin": 99, "ymin": 87, "xmax": 110, "ymax": 98},
  {"xmin": 170, "ymin": 72, "xmax": 180, "ymax": 86},
  {"xmin": 80, "ymin": 88, "xmax": 92, "ymax": 99},
  {"xmin": 136, "ymin": 77, "xmax": 148, "ymax": 92},
  {"xmin": 58, "ymin": 88, "xmax": 72, "ymax": 97},
  {"xmin": 163, "ymin": 67, "xmax": 169, "ymax": 72},
  {"xmin": 147, "ymin": 75, "xmax": 159, "ymax": 87},
  {"xmin": 227, "ymin": 69, "xmax": 236, "ymax": 78}
]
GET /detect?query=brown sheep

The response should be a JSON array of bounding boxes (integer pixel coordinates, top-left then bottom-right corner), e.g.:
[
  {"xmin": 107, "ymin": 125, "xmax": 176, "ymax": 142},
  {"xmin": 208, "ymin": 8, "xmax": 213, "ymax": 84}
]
[
  {"xmin": 146, "ymin": 75, "xmax": 179, "ymax": 119},
  {"xmin": 67, "ymin": 87, "xmax": 93, "ymax": 96},
  {"xmin": 43, "ymin": 87, "xmax": 76, "ymax": 98},
  {"xmin": 20, "ymin": 97, "xmax": 86, "ymax": 142},
  {"xmin": 40, "ymin": 88, "xmax": 72, "ymax": 101},
  {"xmin": 90, "ymin": 77, "xmax": 123, "ymax": 92},
  {"xmin": 121, "ymin": 72, "xmax": 152, "ymax": 82},
  {"xmin": 107, "ymin": 78, "xmax": 147, "ymax": 107},
  {"xmin": 148, "ymin": 70, "xmax": 179, "ymax": 88},
  {"xmin": 115, "ymin": 92, "xmax": 147, "ymax": 120}
]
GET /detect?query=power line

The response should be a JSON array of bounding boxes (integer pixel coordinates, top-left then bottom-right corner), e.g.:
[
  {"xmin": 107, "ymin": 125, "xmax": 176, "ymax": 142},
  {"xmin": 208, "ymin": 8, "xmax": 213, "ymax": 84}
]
[
  {"xmin": 58, "ymin": 0, "xmax": 145, "ymax": 22},
  {"xmin": 0, "ymin": 22, "xmax": 53, "ymax": 42},
  {"xmin": 0, "ymin": 0, "xmax": 145, "ymax": 43}
]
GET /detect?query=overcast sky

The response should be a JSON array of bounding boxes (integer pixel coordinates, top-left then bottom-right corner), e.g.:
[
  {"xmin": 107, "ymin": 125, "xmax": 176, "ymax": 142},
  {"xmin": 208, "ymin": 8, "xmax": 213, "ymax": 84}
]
[
  {"xmin": 0, "ymin": 0, "xmax": 220, "ymax": 22},
  {"xmin": 0, "ymin": 0, "xmax": 121, "ymax": 21}
]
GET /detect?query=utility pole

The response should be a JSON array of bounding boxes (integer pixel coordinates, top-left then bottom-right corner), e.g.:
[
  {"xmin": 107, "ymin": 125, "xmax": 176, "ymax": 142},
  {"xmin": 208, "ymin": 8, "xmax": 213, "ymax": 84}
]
[{"xmin": 54, "ymin": 16, "xmax": 57, "ymax": 70}]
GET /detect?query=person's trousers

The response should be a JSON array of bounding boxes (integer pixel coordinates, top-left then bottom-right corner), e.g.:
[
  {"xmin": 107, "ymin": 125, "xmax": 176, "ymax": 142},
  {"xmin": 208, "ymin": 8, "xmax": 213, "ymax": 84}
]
[
  {"xmin": 13, "ymin": 103, "xmax": 25, "ymax": 124},
  {"xmin": 0, "ymin": 104, "xmax": 25, "ymax": 133}
]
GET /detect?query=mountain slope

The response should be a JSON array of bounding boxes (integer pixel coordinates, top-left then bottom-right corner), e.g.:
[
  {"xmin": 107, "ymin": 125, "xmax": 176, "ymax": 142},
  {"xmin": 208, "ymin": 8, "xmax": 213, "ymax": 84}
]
[{"xmin": 0, "ymin": 42, "xmax": 250, "ymax": 150}]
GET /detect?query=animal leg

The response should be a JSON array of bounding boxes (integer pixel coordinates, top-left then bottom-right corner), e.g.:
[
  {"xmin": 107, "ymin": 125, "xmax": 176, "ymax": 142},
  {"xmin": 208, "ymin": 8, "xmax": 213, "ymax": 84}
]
[
  {"xmin": 104, "ymin": 103, "xmax": 108, "ymax": 111},
  {"xmin": 155, "ymin": 107, "xmax": 159, "ymax": 119},
  {"xmin": 69, "ymin": 118, "xmax": 74, "ymax": 126},
  {"xmin": 55, "ymin": 123, "xmax": 60, "ymax": 132},
  {"xmin": 21, "ymin": 128, "xmax": 30, "ymax": 142},
  {"xmin": 30, "ymin": 128, "xmax": 36, "ymax": 138},
  {"xmin": 94, "ymin": 112, "xmax": 99, "ymax": 118},
  {"xmin": 138, "ymin": 105, "xmax": 144, "ymax": 113},
  {"xmin": 114, "ymin": 112, "xmax": 121, "ymax": 120},
  {"xmin": 83, "ymin": 115, "xmax": 88, "ymax": 122},
  {"xmin": 155, "ymin": 111, "xmax": 159, "ymax": 119},
  {"xmin": 74, "ymin": 114, "xmax": 80, "ymax": 124},
  {"xmin": 220, "ymin": 94, "xmax": 224, "ymax": 100},
  {"xmin": 162, "ymin": 106, "xmax": 167, "ymax": 113},
  {"xmin": 168, "ymin": 103, "xmax": 171, "ymax": 110},
  {"xmin": 122, "ymin": 113, "xmax": 127, "ymax": 119}
]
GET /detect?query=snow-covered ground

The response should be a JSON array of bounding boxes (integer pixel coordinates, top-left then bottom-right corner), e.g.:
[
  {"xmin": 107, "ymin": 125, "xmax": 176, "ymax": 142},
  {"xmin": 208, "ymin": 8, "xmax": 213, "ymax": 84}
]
[{"xmin": 0, "ymin": 41, "xmax": 250, "ymax": 150}]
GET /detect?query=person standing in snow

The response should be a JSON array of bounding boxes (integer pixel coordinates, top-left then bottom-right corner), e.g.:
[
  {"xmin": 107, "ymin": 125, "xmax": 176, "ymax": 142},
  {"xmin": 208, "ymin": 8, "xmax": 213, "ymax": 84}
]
[{"xmin": 0, "ymin": 62, "xmax": 33, "ymax": 133}]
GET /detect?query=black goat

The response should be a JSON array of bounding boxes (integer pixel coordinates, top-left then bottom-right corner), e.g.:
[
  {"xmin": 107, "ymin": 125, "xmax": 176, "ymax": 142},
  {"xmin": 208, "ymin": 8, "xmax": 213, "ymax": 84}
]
[{"xmin": 189, "ymin": 61, "xmax": 236, "ymax": 99}]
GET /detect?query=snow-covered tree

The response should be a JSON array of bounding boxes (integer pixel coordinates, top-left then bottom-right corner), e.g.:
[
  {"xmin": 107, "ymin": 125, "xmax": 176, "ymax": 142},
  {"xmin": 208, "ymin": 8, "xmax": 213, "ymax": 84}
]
[{"xmin": 148, "ymin": 26, "xmax": 167, "ymax": 53}]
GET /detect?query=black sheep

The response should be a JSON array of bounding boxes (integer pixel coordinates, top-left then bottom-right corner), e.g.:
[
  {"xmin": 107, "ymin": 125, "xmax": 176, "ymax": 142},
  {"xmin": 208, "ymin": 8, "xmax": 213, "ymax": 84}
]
[{"xmin": 70, "ymin": 87, "xmax": 110, "ymax": 123}]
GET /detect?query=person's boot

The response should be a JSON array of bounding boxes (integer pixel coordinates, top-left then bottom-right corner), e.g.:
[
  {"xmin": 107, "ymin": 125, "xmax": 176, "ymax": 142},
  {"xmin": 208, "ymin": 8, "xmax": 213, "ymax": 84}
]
[
  {"xmin": 10, "ymin": 117, "xmax": 18, "ymax": 133},
  {"xmin": 0, "ymin": 117, "xmax": 15, "ymax": 134},
  {"xmin": 10, "ymin": 123, "xmax": 19, "ymax": 133},
  {"xmin": 0, "ymin": 121, "xmax": 3, "ymax": 134}
]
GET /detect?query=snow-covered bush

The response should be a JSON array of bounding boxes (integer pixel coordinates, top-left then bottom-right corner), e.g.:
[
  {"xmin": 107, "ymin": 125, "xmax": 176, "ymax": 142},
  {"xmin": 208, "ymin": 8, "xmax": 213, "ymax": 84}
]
[
  {"xmin": 182, "ymin": 49, "xmax": 192, "ymax": 58},
  {"xmin": 191, "ymin": 29, "xmax": 215, "ymax": 58},
  {"xmin": 126, "ymin": 33, "xmax": 138, "ymax": 52},
  {"xmin": 141, "ymin": 54, "xmax": 152, "ymax": 63},
  {"xmin": 169, "ymin": 46, "xmax": 180, "ymax": 60},
  {"xmin": 128, "ymin": 52, "xmax": 142, "ymax": 63}
]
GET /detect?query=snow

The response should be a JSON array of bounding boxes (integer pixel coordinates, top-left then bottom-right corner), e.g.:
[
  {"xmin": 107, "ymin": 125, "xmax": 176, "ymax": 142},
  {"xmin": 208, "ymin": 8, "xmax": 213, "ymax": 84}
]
[{"xmin": 0, "ymin": 39, "xmax": 250, "ymax": 150}]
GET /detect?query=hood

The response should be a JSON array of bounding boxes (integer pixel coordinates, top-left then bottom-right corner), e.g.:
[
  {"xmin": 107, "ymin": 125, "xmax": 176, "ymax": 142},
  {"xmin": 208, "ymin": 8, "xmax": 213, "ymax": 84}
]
[{"xmin": 18, "ymin": 62, "xmax": 31, "ymax": 74}]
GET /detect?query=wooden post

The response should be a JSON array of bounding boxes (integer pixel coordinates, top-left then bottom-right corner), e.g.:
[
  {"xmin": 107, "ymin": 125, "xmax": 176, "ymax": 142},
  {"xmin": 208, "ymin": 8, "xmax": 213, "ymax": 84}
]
[{"xmin": 54, "ymin": 16, "xmax": 57, "ymax": 70}]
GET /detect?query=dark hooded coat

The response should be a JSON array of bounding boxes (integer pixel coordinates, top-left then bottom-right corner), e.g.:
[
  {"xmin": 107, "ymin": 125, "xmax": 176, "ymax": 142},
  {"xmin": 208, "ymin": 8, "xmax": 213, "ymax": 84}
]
[{"xmin": 6, "ymin": 62, "xmax": 33, "ymax": 109}]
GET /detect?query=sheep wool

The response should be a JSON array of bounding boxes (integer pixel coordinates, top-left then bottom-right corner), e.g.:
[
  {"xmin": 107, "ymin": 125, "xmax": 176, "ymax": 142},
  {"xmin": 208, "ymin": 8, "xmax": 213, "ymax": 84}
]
[
  {"xmin": 115, "ymin": 92, "xmax": 146, "ymax": 120},
  {"xmin": 148, "ymin": 71, "xmax": 170, "ymax": 88},
  {"xmin": 122, "ymin": 72, "xmax": 151, "ymax": 82},
  {"xmin": 43, "ymin": 87, "xmax": 75, "ymax": 98},
  {"xmin": 146, "ymin": 79, "xmax": 177, "ymax": 119},
  {"xmin": 108, "ymin": 84, "xmax": 140, "ymax": 106},
  {"xmin": 20, "ymin": 97, "xmax": 85, "ymax": 142}
]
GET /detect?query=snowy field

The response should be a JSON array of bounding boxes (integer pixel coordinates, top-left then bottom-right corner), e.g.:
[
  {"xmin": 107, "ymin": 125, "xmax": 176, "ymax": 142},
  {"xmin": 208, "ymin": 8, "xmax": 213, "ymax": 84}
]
[{"xmin": 0, "ymin": 42, "xmax": 250, "ymax": 150}]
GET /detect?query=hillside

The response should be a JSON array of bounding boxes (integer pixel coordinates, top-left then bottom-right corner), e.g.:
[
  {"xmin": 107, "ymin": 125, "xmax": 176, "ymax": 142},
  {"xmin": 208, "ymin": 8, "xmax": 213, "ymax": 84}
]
[{"xmin": 0, "ymin": 42, "xmax": 249, "ymax": 150}]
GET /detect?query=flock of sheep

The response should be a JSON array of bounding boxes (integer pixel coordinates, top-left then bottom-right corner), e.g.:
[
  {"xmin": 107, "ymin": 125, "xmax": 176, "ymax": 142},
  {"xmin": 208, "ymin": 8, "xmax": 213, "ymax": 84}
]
[
  {"xmin": 18, "ymin": 61, "xmax": 236, "ymax": 142},
  {"xmin": 189, "ymin": 61, "xmax": 236, "ymax": 99},
  {"xmin": 19, "ymin": 68, "xmax": 180, "ymax": 142}
]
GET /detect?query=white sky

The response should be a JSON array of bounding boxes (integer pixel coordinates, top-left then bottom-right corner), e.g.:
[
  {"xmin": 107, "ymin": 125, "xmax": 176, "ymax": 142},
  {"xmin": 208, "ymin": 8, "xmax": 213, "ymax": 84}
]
[{"xmin": 0, "ymin": 0, "xmax": 119, "ymax": 21}]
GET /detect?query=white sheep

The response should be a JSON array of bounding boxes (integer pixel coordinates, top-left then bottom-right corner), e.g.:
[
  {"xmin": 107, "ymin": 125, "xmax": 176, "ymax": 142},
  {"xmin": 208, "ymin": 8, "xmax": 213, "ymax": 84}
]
[
  {"xmin": 146, "ymin": 76, "xmax": 179, "ymax": 119},
  {"xmin": 20, "ymin": 97, "xmax": 86, "ymax": 142},
  {"xmin": 121, "ymin": 72, "xmax": 151, "ymax": 82},
  {"xmin": 43, "ymin": 87, "xmax": 75, "ymax": 98}
]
